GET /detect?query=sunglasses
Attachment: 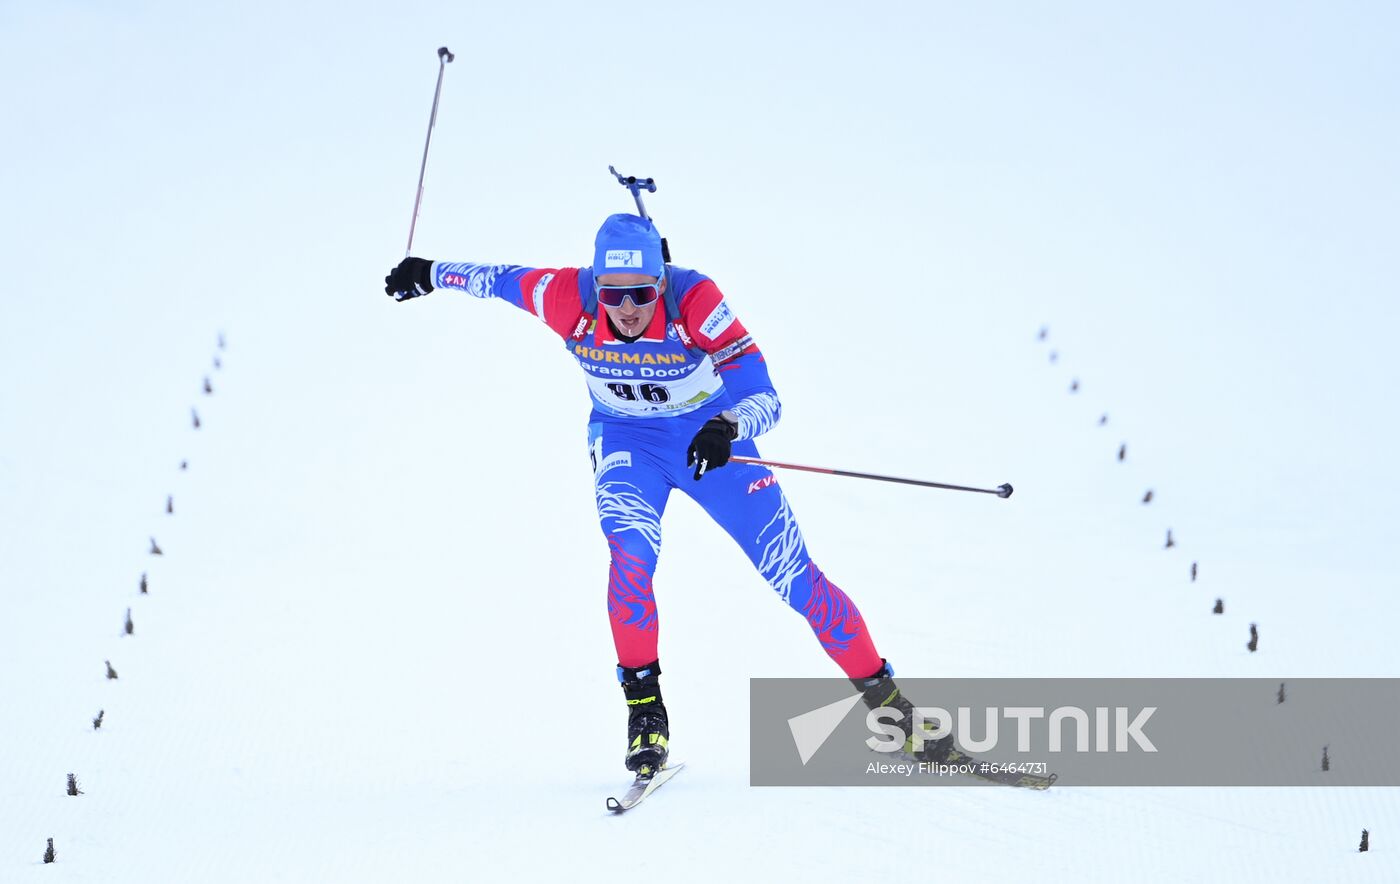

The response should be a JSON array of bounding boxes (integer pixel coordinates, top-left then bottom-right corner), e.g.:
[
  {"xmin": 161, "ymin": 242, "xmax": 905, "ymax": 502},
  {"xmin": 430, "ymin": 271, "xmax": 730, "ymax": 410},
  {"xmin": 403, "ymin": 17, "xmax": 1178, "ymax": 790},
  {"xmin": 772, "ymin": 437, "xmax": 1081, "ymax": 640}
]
[{"xmin": 595, "ymin": 278, "xmax": 662, "ymax": 309}]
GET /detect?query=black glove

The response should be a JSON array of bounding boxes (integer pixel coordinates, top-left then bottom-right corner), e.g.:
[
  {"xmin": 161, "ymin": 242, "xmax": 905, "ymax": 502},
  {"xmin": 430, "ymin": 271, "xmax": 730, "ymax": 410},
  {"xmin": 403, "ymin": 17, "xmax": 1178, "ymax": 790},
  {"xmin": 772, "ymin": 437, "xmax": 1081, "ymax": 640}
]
[
  {"xmin": 687, "ymin": 416, "xmax": 738, "ymax": 480},
  {"xmin": 384, "ymin": 257, "xmax": 434, "ymax": 301}
]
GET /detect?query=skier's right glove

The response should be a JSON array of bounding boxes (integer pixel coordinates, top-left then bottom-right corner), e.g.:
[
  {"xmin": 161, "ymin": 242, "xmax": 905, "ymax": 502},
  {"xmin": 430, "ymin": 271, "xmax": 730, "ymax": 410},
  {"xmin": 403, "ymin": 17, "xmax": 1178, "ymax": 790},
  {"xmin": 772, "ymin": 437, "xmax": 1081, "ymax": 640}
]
[
  {"xmin": 687, "ymin": 416, "xmax": 738, "ymax": 480},
  {"xmin": 385, "ymin": 257, "xmax": 434, "ymax": 301}
]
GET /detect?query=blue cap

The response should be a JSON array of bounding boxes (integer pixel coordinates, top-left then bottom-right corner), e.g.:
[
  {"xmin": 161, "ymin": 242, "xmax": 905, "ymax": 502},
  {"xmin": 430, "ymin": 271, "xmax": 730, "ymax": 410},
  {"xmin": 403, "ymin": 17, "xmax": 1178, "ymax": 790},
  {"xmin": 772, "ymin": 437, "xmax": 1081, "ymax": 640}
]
[{"xmin": 593, "ymin": 214, "xmax": 664, "ymax": 279}]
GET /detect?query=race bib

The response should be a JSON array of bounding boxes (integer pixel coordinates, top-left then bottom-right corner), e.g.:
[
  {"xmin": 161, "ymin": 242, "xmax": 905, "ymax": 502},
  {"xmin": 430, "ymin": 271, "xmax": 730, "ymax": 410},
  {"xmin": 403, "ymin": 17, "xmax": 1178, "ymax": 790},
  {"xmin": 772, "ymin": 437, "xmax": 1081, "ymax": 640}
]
[{"xmin": 581, "ymin": 356, "xmax": 724, "ymax": 418}]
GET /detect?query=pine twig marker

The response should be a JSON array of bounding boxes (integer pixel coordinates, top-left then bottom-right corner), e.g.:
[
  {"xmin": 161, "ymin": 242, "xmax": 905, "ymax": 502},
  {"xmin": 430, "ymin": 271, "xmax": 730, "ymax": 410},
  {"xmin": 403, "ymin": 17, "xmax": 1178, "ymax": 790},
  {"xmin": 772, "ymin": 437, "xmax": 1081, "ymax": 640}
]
[
  {"xmin": 1164, "ymin": 529, "xmax": 1175, "ymax": 549},
  {"xmin": 105, "ymin": 660, "xmax": 118, "ymax": 680},
  {"xmin": 124, "ymin": 608, "xmax": 134, "ymax": 636},
  {"xmin": 140, "ymin": 572, "xmax": 148, "ymax": 594},
  {"xmin": 1360, "ymin": 829, "xmax": 1369, "ymax": 852},
  {"xmin": 1277, "ymin": 683, "xmax": 1285, "ymax": 704},
  {"xmin": 192, "ymin": 408, "xmax": 201, "ymax": 430},
  {"xmin": 1247, "ymin": 624, "xmax": 1259, "ymax": 652},
  {"xmin": 1213, "ymin": 599, "xmax": 1224, "ymax": 614},
  {"xmin": 43, "ymin": 838, "xmax": 55, "ymax": 864},
  {"xmin": 1117, "ymin": 443, "xmax": 1126, "ymax": 462},
  {"xmin": 66, "ymin": 773, "xmax": 82, "ymax": 796},
  {"xmin": 1142, "ymin": 489, "xmax": 1153, "ymax": 504},
  {"xmin": 1322, "ymin": 746, "xmax": 1330, "ymax": 772},
  {"xmin": 1191, "ymin": 562, "xmax": 1198, "ymax": 582},
  {"xmin": 167, "ymin": 495, "xmax": 174, "ymax": 514},
  {"xmin": 93, "ymin": 709, "xmax": 105, "ymax": 730},
  {"xmin": 149, "ymin": 537, "xmax": 163, "ymax": 556},
  {"xmin": 203, "ymin": 377, "xmax": 213, "ymax": 395}
]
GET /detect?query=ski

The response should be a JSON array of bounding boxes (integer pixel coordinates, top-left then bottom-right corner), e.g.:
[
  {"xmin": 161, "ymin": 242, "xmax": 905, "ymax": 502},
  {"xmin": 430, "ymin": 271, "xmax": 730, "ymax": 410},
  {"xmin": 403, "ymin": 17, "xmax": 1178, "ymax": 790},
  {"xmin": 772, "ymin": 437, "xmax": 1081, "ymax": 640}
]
[{"xmin": 606, "ymin": 762, "xmax": 685, "ymax": 813}]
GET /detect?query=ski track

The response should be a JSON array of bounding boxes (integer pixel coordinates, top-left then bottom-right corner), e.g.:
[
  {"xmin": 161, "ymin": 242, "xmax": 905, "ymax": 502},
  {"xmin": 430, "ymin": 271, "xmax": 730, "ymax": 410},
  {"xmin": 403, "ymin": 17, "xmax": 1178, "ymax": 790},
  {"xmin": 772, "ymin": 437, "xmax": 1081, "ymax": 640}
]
[{"xmin": 5, "ymin": 4, "xmax": 1399, "ymax": 880}]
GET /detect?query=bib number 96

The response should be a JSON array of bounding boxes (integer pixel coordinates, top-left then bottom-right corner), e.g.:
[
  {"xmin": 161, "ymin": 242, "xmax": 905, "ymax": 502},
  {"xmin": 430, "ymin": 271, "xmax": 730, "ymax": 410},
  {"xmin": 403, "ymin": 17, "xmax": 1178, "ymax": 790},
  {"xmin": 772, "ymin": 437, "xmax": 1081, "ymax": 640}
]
[{"xmin": 605, "ymin": 382, "xmax": 671, "ymax": 404}]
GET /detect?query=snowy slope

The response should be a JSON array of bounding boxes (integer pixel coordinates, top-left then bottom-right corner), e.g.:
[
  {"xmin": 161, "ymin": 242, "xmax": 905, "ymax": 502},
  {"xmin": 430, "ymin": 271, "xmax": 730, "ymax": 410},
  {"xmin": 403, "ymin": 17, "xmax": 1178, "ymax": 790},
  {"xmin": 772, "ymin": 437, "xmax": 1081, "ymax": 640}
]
[
  {"xmin": 4, "ymin": 2, "xmax": 1399, "ymax": 881},
  {"xmin": 5, "ymin": 250, "xmax": 1397, "ymax": 882}
]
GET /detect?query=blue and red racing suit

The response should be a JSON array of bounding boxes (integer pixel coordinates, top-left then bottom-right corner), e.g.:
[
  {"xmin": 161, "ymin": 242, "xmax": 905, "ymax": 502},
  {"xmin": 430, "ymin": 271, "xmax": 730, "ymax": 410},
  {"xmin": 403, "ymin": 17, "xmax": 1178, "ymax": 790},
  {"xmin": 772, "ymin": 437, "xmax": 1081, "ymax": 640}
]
[{"xmin": 431, "ymin": 260, "xmax": 884, "ymax": 678}]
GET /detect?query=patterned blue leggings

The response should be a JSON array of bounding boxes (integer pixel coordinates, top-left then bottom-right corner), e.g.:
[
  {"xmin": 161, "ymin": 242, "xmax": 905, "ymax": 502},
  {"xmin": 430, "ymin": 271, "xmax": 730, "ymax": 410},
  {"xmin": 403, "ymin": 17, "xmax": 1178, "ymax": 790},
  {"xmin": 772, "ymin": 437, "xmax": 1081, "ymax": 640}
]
[{"xmin": 589, "ymin": 413, "xmax": 881, "ymax": 678}]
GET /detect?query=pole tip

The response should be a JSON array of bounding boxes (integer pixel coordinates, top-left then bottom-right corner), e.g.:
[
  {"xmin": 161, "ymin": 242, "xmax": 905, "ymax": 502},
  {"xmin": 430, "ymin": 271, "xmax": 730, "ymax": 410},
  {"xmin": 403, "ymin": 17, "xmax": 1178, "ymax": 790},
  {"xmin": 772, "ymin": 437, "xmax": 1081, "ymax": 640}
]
[
  {"xmin": 438, "ymin": 46, "xmax": 455, "ymax": 62},
  {"xmin": 997, "ymin": 483, "xmax": 1014, "ymax": 499}
]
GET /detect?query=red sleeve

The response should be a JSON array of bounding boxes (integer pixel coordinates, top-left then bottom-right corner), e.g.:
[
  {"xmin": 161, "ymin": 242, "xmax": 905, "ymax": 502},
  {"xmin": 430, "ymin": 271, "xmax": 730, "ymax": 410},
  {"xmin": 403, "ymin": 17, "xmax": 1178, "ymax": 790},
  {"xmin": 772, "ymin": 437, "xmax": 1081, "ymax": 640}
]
[
  {"xmin": 677, "ymin": 279, "xmax": 756, "ymax": 355},
  {"xmin": 518, "ymin": 268, "xmax": 586, "ymax": 341}
]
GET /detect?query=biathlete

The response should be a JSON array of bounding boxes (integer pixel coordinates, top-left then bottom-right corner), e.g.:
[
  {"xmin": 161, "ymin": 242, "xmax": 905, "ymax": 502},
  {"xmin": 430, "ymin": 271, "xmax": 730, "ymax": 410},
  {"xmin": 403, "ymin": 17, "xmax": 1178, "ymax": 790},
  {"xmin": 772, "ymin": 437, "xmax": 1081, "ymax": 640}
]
[{"xmin": 384, "ymin": 213, "xmax": 950, "ymax": 774}]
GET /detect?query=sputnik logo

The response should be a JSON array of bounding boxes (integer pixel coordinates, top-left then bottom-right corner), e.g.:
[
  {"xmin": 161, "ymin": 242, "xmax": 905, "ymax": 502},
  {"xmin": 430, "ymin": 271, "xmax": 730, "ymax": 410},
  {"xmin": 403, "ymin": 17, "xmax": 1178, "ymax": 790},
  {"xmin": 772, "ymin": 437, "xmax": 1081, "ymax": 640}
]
[{"xmin": 787, "ymin": 692, "xmax": 865, "ymax": 765}]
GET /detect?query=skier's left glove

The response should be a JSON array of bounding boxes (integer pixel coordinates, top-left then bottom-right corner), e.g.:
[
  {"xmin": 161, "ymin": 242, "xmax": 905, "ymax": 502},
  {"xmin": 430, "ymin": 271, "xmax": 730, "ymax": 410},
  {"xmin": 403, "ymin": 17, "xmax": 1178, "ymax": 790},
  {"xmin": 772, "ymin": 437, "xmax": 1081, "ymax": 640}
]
[
  {"xmin": 687, "ymin": 415, "xmax": 739, "ymax": 480},
  {"xmin": 385, "ymin": 257, "xmax": 434, "ymax": 301}
]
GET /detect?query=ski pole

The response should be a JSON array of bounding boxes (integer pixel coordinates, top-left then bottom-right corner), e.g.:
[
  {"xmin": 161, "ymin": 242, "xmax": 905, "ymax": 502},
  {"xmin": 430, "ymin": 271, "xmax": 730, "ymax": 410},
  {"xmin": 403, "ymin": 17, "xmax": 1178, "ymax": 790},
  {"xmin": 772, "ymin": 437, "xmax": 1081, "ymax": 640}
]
[
  {"xmin": 729, "ymin": 456, "xmax": 1014, "ymax": 498},
  {"xmin": 405, "ymin": 46, "xmax": 455, "ymax": 258}
]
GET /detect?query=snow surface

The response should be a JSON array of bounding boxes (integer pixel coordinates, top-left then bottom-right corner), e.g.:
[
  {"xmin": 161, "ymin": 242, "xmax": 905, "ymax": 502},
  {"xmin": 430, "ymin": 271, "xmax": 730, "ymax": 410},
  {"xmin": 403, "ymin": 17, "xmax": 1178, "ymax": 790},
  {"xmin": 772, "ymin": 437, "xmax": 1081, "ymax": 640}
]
[{"xmin": 3, "ymin": 1, "xmax": 1398, "ymax": 881}]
